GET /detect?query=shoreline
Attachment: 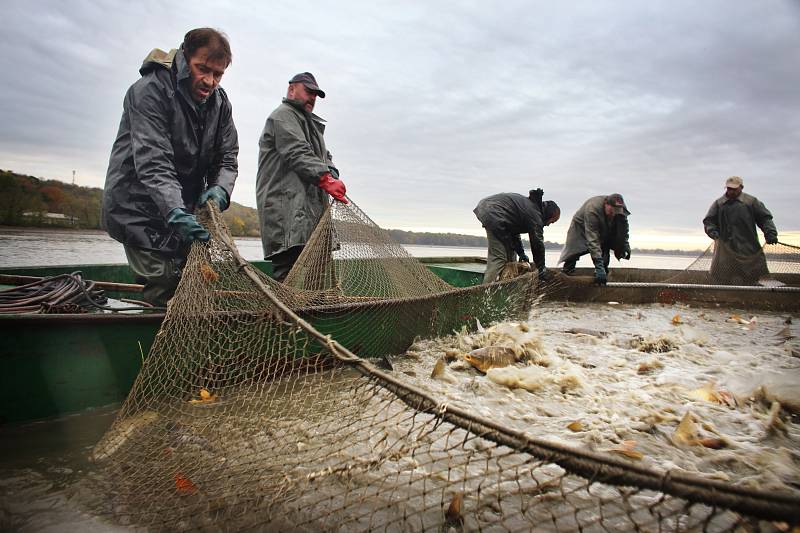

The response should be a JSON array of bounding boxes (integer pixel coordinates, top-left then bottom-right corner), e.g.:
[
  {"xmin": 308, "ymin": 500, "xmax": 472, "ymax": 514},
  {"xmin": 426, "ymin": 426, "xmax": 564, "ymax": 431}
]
[
  {"xmin": 0, "ymin": 226, "xmax": 709, "ymax": 255},
  {"xmin": 0, "ymin": 225, "xmax": 263, "ymax": 241}
]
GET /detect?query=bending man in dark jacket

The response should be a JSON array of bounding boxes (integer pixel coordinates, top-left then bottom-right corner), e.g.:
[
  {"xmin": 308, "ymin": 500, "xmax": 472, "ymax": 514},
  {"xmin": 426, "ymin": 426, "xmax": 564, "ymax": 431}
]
[
  {"xmin": 256, "ymin": 72, "xmax": 347, "ymax": 282},
  {"xmin": 703, "ymin": 175, "xmax": 778, "ymax": 284},
  {"xmin": 102, "ymin": 28, "xmax": 238, "ymax": 306},
  {"xmin": 559, "ymin": 194, "xmax": 631, "ymax": 285},
  {"xmin": 474, "ymin": 189, "xmax": 560, "ymax": 284}
]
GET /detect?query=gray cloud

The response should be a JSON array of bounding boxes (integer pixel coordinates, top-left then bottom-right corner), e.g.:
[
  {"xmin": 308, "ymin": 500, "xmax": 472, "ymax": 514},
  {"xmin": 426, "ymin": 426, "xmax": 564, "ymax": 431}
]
[{"xmin": 1, "ymin": 0, "xmax": 798, "ymax": 248}]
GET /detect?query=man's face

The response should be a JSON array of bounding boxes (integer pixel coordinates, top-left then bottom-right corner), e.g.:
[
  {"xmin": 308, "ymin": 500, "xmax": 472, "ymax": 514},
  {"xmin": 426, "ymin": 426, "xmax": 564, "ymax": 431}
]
[
  {"xmin": 545, "ymin": 212, "xmax": 560, "ymax": 226},
  {"xmin": 288, "ymin": 83, "xmax": 318, "ymax": 113},
  {"xmin": 187, "ymin": 46, "xmax": 228, "ymax": 103},
  {"xmin": 725, "ymin": 186, "xmax": 743, "ymax": 199}
]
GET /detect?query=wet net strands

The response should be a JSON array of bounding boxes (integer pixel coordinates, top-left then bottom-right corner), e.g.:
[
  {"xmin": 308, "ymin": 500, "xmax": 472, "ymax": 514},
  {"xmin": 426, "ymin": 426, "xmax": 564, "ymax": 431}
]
[
  {"xmin": 87, "ymin": 201, "xmax": 800, "ymax": 531},
  {"xmin": 664, "ymin": 241, "xmax": 800, "ymax": 286}
]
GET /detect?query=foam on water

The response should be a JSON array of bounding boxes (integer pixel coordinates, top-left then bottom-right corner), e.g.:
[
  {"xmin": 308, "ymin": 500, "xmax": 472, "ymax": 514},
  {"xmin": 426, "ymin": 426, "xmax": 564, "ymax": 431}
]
[{"xmin": 397, "ymin": 301, "xmax": 800, "ymax": 493}]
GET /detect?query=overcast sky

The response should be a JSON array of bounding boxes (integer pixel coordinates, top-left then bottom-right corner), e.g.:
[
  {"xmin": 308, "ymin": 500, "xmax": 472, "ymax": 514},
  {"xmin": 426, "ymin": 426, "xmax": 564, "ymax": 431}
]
[{"xmin": 1, "ymin": 0, "xmax": 798, "ymax": 249}]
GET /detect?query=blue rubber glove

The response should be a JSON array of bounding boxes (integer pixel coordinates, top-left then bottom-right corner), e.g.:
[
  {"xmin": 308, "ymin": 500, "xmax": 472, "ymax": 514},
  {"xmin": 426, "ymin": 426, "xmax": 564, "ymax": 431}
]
[
  {"xmin": 592, "ymin": 257, "xmax": 607, "ymax": 285},
  {"xmin": 518, "ymin": 252, "xmax": 530, "ymax": 263},
  {"xmin": 167, "ymin": 208, "xmax": 210, "ymax": 244},
  {"xmin": 198, "ymin": 185, "xmax": 229, "ymax": 211},
  {"xmin": 765, "ymin": 235, "xmax": 778, "ymax": 245}
]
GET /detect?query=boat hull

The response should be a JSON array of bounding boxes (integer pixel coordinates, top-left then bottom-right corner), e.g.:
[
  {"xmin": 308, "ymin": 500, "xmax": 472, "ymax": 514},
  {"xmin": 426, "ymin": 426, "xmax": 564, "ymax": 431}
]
[{"xmin": 0, "ymin": 259, "xmax": 530, "ymax": 423}]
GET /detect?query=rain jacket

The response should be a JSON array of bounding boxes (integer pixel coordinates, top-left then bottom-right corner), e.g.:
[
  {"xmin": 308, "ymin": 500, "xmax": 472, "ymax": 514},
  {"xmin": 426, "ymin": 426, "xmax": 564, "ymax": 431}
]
[
  {"xmin": 703, "ymin": 192, "xmax": 777, "ymax": 255},
  {"xmin": 473, "ymin": 193, "xmax": 546, "ymax": 269},
  {"xmin": 256, "ymin": 99, "xmax": 337, "ymax": 258},
  {"xmin": 558, "ymin": 196, "xmax": 630, "ymax": 263},
  {"xmin": 102, "ymin": 47, "xmax": 239, "ymax": 254}
]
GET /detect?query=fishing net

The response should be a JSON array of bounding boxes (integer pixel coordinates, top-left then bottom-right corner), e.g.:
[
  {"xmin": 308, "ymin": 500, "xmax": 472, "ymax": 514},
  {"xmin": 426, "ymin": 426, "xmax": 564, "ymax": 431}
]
[
  {"xmin": 664, "ymin": 241, "xmax": 800, "ymax": 286},
  {"xmin": 87, "ymin": 201, "xmax": 800, "ymax": 531}
]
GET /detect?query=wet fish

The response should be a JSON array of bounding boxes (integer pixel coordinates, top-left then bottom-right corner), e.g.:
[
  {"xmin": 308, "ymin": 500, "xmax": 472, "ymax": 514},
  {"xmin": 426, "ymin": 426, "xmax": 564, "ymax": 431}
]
[
  {"xmin": 444, "ymin": 491, "xmax": 464, "ymax": 527},
  {"xmin": 91, "ymin": 410, "xmax": 159, "ymax": 462},
  {"xmin": 431, "ymin": 358, "xmax": 457, "ymax": 383},
  {"xmin": 463, "ymin": 346, "xmax": 519, "ymax": 373},
  {"xmin": 564, "ymin": 327, "xmax": 608, "ymax": 338}
]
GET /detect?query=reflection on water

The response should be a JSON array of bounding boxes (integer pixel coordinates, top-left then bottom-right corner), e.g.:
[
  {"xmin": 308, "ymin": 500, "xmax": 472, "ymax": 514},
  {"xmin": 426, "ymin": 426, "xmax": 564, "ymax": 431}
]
[{"xmin": 0, "ymin": 228, "xmax": 697, "ymax": 269}]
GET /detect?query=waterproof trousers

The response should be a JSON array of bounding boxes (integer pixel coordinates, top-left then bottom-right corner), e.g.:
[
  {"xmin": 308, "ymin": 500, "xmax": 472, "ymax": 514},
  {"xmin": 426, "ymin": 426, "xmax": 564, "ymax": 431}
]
[
  {"xmin": 483, "ymin": 230, "xmax": 516, "ymax": 283},
  {"xmin": 123, "ymin": 245, "xmax": 184, "ymax": 307}
]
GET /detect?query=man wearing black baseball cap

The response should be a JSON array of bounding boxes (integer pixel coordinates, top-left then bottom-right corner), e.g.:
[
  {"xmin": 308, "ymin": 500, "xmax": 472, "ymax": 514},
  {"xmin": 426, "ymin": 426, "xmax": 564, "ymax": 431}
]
[
  {"xmin": 558, "ymin": 194, "xmax": 632, "ymax": 285},
  {"xmin": 256, "ymin": 72, "xmax": 347, "ymax": 281}
]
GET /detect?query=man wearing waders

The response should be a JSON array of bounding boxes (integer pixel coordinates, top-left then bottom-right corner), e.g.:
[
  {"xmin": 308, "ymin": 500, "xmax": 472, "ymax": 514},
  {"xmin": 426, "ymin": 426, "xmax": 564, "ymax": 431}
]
[
  {"xmin": 102, "ymin": 28, "xmax": 239, "ymax": 306},
  {"xmin": 559, "ymin": 194, "xmax": 631, "ymax": 285},
  {"xmin": 473, "ymin": 189, "xmax": 560, "ymax": 284},
  {"xmin": 703, "ymin": 176, "xmax": 778, "ymax": 284}
]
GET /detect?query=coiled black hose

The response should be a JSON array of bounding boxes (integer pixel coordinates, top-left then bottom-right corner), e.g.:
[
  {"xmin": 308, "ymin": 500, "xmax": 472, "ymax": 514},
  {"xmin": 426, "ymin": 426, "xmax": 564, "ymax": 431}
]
[{"xmin": 0, "ymin": 272, "xmax": 164, "ymax": 314}]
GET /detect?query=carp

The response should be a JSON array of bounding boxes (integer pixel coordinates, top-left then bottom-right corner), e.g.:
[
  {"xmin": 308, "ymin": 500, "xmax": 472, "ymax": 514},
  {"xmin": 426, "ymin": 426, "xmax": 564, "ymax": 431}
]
[
  {"xmin": 463, "ymin": 346, "xmax": 519, "ymax": 373},
  {"xmin": 90, "ymin": 410, "xmax": 159, "ymax": 462}
]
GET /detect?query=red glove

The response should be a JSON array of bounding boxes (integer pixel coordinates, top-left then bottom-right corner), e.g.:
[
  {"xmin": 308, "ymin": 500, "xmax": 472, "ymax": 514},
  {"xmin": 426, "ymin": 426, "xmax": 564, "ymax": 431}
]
[{"xmin": 318, "ymin": 173, "xmax": 348, "ymax": 203}]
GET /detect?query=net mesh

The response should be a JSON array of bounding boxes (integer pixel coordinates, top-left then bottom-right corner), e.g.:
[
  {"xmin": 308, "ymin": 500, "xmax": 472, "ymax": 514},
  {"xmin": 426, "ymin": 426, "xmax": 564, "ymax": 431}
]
[
  {"xmin": 87, "ymin": 201, "xmax": 800, "ymax": 531},
  {"xmin": 664, "ymin": 241, "xmax": 800, "ymax": 285}
]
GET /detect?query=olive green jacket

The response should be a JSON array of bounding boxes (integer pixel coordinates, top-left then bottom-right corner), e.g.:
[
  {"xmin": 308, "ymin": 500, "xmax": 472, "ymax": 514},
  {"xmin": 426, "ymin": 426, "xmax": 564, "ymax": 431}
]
[
  {"xmin": 255, "ymin": 99, "xmax": 338, "ymax": 258},
  {"xmin": 559, "ymin": 196, "xmax": 629, "ymax": 263},
  {"xmin": 703, "ymin": 193, "xmax": 777, "ymax": 255}
]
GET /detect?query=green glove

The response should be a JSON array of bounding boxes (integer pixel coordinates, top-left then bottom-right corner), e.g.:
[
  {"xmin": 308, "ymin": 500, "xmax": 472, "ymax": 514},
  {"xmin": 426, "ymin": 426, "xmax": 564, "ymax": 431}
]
[
  {"xmin": 538, "ymin": 267, "xmax": 554, "ymax": 282},
  {"xmin": 167, "ymin": 208, "xmax": 210, "ymax": 244},
  {"xmin": 592, "ymin": 257, "xmax": 607, "ymax": 285},
  {"xmin": 199, "ymin": 185, "xmax": 229, "ymax": 211}
]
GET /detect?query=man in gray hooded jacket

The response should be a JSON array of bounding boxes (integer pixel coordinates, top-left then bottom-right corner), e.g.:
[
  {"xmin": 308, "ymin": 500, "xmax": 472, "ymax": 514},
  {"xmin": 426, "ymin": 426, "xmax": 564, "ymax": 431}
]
[
  {"xmin": 256, "ymin": 72, "xmax": 347, "ymax": 282},
  {"xmin": 102, "ymin": 28, "xmax": 238, "ymax": 306},
  {"xmin": 474, "ymin": 189, "xmax": 560, "ymax": 284}
]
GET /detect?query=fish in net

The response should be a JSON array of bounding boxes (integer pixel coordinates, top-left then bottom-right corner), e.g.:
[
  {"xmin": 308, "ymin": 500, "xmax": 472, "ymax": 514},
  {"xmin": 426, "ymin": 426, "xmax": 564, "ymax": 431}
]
[{"xmin": 85, "ymin": 200, "xmax": 800, "ymax": 531}]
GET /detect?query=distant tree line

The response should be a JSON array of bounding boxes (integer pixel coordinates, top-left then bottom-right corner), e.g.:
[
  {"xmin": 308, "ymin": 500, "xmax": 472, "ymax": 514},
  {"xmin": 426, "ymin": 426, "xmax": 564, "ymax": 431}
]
[
  {"xmin": 0, "ymin": 169, "xmax": 260, "ymax": 236},
  {"xmin": 0, "ymin": 170, "xmax": 103, "ymax": 228},
  {"xmin": 386, "ymin": 229, "xmax": 562, "ymax": 249},
  {"xmin": 0, "ymin": 169, "xmax": 704, "ymax": 254}
]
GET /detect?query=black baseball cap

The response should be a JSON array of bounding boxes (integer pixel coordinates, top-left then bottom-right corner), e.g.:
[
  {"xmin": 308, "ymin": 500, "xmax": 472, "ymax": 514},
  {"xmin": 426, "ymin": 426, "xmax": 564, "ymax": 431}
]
[
  {"xmin": 607, "ymin": 193, "xmax": 631, "ymax": 215},
  {"xmin": 288, "ymin": 72, "xmax": 325, "ymax": 98}
]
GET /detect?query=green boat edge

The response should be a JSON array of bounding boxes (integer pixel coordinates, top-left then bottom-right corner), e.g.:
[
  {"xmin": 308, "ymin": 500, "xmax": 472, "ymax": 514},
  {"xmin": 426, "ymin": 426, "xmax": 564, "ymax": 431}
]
[
  {"xmin": 2, "ymin": 258, "xmax": 798, "ymax": 425},
  {"xmin": 0, "ymin": 257, "xmax": 509, "ymax": 425}
]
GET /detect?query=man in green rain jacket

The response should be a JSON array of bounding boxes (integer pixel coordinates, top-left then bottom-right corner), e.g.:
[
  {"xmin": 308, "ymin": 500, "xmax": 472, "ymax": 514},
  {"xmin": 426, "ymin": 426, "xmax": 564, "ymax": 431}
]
[
  {"xmin": 256, "ymin": 72, "xmax": 347, "ymax": 282},
  {"xmin": 703, "ymin": 176, "xmax": 778, "ymax": 284},
  {"xmin": 102, "ymin": 28, "xmax": 239, "ymax": 306},
  {"xmin": 559, "ymin": 194, "xmax": 631, "ymax": 285}
]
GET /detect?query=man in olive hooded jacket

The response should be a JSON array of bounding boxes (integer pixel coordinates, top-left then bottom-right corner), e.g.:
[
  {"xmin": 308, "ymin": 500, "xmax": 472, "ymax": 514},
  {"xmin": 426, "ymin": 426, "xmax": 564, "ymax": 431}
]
[
  {"xmin": 256, "ymin": 72, "xmax": 347, "ymax": 282},
  {"xmin": 703, "ymin": 175, "xmax": 778, "ymax": 284},
  {"xmin": 559, "ymin": 194, "xmax": 631, "ymax": 285},
  {"xmin": 102, "ymin": 28, "xmax": 239, "ymax": 306}
]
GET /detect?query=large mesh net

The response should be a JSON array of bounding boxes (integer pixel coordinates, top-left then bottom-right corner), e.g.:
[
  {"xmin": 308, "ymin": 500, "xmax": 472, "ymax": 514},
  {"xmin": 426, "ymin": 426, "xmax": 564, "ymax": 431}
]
[
  {"xmin": 664, "ymin": 241, "xmax": 800, "ymax": 286},
  {"xmin": 87, "ymin": 202, "xmax": 800, "ymax": 531}
]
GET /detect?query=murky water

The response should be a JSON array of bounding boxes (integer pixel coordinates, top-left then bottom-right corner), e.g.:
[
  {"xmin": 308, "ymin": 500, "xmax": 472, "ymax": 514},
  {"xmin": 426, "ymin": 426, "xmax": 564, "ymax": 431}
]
[{"xmin": 1, "ymin": 301, "xmax": 797, "ymax": 530}]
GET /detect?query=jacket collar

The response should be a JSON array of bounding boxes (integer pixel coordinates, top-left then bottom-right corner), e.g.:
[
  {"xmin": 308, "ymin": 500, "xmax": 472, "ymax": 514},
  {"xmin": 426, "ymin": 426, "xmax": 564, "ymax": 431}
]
[
  {"xmin": 175, "ymin": 47, "xmax": 191, "ymax": 83},
  {"xmin": 282, "ymin": 98, "xmax": 326, "ymax": 123},
  {"xmin": 717, "ymin": 192, "xmax": 747, "ymax": 206}
]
